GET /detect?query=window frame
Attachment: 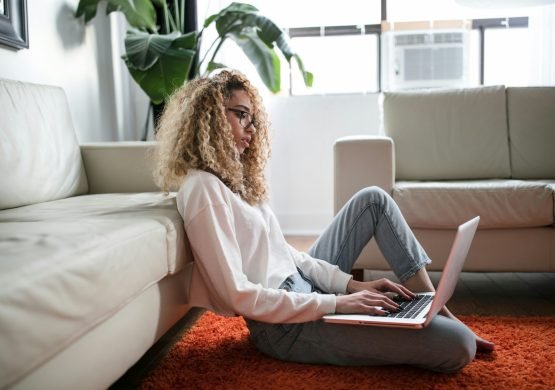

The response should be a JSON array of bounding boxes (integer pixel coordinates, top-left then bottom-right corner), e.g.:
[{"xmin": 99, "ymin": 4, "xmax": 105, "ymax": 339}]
[
  {"xmin": 286, "ymin": 10, "xmax": 529, "ymax": 94},
  {"xmin": 472, "ymin": 17, "xmax": 528, "ymax": 85},
  {"xmin": 288, "ymin": 24, "xmax": 382, "ymax": 93}
]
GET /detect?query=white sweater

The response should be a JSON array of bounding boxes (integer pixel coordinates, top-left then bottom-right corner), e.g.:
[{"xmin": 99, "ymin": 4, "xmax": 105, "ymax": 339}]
[{"xmin": 176, "ymin": 170, "xmax": 352, "ymax": 323}]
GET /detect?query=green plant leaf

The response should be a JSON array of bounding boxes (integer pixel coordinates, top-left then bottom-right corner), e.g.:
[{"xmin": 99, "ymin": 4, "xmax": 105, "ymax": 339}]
[
  {"xmin": 210, "ymin": 6, "xmax": 283, "ymax": 51},
  {"xmin": 76, "ymin": 0, "xmax": 158, "ymax": 31},
  {"xmin": 207, "ymin": 61, "xmax": 227, "ymax": 73},
  {"xmin": 228, "ymin": 30, "xmax": 280, "ymax": 93},
  {"xmin": 76, "ymin": 1, "xmax": 312, "ymax": 100},
  {"xmin": 170, "ymin": 31, "xmax": 197, "ymax": 49},
  {"xmin": 209, "ymin": 5, "xmax": 312, "ymax": 90},
  {"xmin": 123, "ymin": 30, "xmax": 196, "ymax": 103},
  {"xmin": 204, "ymin": 2, "xmax": 259, "ymax": 28},
  {"xmin": 244, "ymin": 15, "xmax": 281, "ymax": 47},
  {"xmin": 75, "ymin": 0, "xmax": 102, "ymax": 22},
  {"xmin": 275, "ymin": 35, "xmax": 313, "ymax": 87},
  {"xmin": 105, "ymin": 0, "xmax": 157, "ymax": 31},
  {"xmin": 124, "ymin": 30, "xmax": 182, "ymax": 70},
  {"xmin": 124, "ymin": 49, "xmax": 195, "ymax": 104},
  {"xmin": 274, "ymin": 34, "xmax": 294, "ymax": 61},
  {"xmin": 292, "ymin": 54, "xmax": 314, "ymax": 87}
]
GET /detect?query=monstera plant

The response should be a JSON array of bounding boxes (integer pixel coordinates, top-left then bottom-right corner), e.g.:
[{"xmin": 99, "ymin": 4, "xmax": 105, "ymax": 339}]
[{"xmin": 76, "ymin": 0, "xmax": 313, "ymax": 106}]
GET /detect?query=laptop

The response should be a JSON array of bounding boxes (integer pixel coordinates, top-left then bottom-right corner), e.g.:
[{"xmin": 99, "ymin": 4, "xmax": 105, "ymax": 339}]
[{"xmin": 323, "ymin": 216, "xmax": 480, "ymax": 329}]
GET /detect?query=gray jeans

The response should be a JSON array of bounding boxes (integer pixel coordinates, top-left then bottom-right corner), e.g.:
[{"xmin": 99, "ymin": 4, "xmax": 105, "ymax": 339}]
[{"xmin": 246, "ymin": 187, "xmax": 476, "ymax": 373}]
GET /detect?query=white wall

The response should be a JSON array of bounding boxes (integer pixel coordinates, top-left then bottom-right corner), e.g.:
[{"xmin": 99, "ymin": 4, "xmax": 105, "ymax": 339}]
[
  {"xmin": 266, "ymin": 93, "xmax": 381, "ymax": 235},
  {"xmin": 0, "ymin": 0, "xmax": 146, "ymax": 142}
]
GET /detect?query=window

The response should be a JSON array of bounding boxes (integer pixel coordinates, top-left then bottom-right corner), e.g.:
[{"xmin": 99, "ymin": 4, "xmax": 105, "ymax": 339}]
[
  {"xmin": 484, "ymin": 28, "xmax": 531, "ymax": 86},
  {"xmin": 475, "ymin": 18, "xmax": 531, "ymax": 86},
  {"xmin": 253, "ymin": 0, "xmax": 382, "ymax": 95},
  {"xmin": 290, "ymin": 32, "xmax": 379, "ymax": 95},
  {"xmin": 197, "ymin": 0, "xmax": 382, "ymax": 95},
  {"xmin": 197, "ymin": 0, "xmax": 554, "ymax": 94}
]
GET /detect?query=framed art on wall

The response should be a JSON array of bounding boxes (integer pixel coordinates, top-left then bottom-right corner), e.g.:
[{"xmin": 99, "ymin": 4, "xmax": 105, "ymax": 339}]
[{"xmin": 0, "ymin": 0, "xmax": 28, "ymax": 49}]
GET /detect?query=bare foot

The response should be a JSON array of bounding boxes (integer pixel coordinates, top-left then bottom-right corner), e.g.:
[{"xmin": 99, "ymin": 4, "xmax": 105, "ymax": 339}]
[
  {"xmin": 440, "ymin": 307, "xmax": 495, "ymax": 352},
  {"xmin": 476, "ymin": 335, "xmax": 495, "ymax": 352}
]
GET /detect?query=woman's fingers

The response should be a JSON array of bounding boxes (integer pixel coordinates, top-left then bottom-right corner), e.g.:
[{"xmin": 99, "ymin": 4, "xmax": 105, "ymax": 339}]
[
  {"xmin": 335, "ymin": 291, "xmax": 401, "ymax": 315},
  {"xmin": 391, "ymin": 283, "xmax": 416, "ymax": 300},
  {"xmin": 367, "ymin": 306, "xmax": 389, "ymax": 316},
  {"xmin": 375, "ymin": 278, "xmax": 416, "ymax": 300},
  {"xmin": 361, "ymin": 291, "xmax": 400, "ymax": 311}
]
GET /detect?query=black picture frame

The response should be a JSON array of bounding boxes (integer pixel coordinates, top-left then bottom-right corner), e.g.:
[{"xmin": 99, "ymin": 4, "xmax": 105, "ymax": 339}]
[{"xmin": 0, "ymin": 0, "xmax": 28, "ymax": 50}]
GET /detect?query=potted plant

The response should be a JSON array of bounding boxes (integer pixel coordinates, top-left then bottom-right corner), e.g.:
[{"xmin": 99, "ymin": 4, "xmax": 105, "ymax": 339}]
[{"xmin": 76, "ymin": 0, "xmax": 313, "ymax": 109}]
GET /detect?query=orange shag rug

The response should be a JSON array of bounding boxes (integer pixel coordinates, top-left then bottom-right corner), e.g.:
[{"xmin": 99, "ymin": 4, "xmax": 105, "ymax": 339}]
[{"xmin": 140, "ymin": 312, "xmax": 555, "ymax": 389}]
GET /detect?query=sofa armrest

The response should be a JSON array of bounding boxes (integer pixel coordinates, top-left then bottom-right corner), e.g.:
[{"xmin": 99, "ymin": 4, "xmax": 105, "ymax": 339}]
[
  {"xmin": 80, "ymin": 142, "xmax": 160, "ymax": 194},
  {"xmin": 334, "ymin": 135, "xmax": 395, "ymax": 213}
]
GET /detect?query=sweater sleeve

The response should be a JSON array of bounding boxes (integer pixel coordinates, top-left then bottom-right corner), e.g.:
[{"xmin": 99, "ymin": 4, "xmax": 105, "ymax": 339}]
[
  {"xmin": 288, "ymin": 244, "xmax": 352, "ymax": 295},
  {"xmin": 185, "ymin": 203, "xmax": 338, "ymax": 323}
]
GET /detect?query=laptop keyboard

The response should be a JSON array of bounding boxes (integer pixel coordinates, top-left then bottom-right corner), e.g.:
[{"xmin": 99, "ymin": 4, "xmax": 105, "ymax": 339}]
[{"xmin": 386, "ymin": 294, "xmax": 433, "ymax": 319}]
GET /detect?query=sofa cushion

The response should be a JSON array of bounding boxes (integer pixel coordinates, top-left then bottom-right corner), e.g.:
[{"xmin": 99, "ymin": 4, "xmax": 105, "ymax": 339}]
[
  {"xmin": 537, "ymin": 180, "xmax": 555, "ymax": 225},
  {"xmin": 392, "ymin": 180, "xmax": 554, "ymax": 229},
  {"xmin": 0, "ymin": 192, "xmax": 188, "ymax": 274},
  {"xmin": 383, "ymin": 85, "xmax": 511, "ymax": 181},
  {"xmin": 0, "ymin": 79, "xmax": 88, "ymax": 210},
  {"xmin": 507, "ymin": 87, "xmax": 555, "ymax": 179},
  {"xmin": 0, "ymin": 193, "xmax": 189, "ymax": 386}
]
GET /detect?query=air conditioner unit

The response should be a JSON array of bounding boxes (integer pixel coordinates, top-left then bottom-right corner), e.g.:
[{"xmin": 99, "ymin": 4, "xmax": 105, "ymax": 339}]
[{"xmin": 382, "ymin": 29, "xmax": 471, "ymax": 91}]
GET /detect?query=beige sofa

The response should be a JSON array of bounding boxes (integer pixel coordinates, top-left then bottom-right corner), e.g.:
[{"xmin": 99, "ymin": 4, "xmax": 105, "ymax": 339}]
[
  {"xmin": 0, "ymin": 79, "xmax": 194, "ymax": 389},
  {"xmin": 334, "ymin": 85, "xmax": 555, "ymax": 274}
]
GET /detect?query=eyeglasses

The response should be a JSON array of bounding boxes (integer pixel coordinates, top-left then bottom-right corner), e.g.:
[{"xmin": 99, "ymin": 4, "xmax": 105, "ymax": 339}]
[{"xmin": 226, "ymin": 108, "xmax": 258, "ymax": 130}]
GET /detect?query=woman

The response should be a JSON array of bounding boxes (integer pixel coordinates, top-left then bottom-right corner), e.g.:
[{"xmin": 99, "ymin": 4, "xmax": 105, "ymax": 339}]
[{"xmin": 153, "ymin": 70, "xmax": 493, "ymax": 373}]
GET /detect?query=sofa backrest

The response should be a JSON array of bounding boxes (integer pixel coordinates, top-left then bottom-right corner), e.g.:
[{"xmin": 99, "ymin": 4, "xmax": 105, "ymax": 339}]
[
  {"xmin": 507, "ymin": 87, "xmax": 555, "ymax": 179},
  {"xmin": 0, "ymin": 79, "xmax": 88, "ymax": 210},
  {"xmin": 382, "ymin": 85, "xmax": 511, "ymax": 181}
]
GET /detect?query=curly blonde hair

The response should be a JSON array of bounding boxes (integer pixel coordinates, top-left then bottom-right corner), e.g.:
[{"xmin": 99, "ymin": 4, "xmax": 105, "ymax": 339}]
[{"xmin": 153, "ymin": 70, "xmax": 271, "ymax": 205}]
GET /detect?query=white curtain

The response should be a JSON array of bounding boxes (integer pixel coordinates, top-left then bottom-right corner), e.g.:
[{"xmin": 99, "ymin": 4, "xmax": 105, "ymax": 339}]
[{"xmin": 528, "ymin": 4, "xmax": 555, "ymax": 86}]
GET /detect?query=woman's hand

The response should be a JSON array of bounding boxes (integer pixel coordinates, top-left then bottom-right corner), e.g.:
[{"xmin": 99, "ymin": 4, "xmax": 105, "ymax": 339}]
[
  {"xmin": 347, "ymin": 278, "xmax": 415, "ymax": 300},
  {"xmin": 334, "ymin": 277, "xmax": 416, "ymax": 315},
  {"xmin": 335, "ymin": 290, "xmax": 401, "ymax": 315}
]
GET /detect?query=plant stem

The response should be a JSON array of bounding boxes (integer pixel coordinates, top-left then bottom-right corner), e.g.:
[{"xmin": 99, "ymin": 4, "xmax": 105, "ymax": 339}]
[
  {"xmin": 180, "ymin": 0, "xmax": 185, "ymax": 34},
  {"xmin": 203, "ymin": 37, "xmax": 227, "ymax": 76},
  {"xmin": 167, "ymin": 8, "xmax": 178, "ymax": 32},
  {"xmin": 196, "ymin": 14, "xmax": 242, "ymax": 75},
  {"xmin": 197, "ymin": 36, "xmax": 220, "ymax": 70},
  {"xmin": 163, "ymin": 2, "xmax": 170, "ymax": 33},
  {"xmin": 174, "ymin": 0, "xmax": 180, "ymax": 32}
]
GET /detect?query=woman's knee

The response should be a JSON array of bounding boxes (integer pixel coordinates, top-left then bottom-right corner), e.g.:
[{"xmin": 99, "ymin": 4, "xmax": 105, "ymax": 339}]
[
  {"xmin": 433, "ymin": 320, "xmax": 476, "ymax": 373},
  {"xmin": 353, "ymin": 186, "xmax": 390, "ymax": 206}
]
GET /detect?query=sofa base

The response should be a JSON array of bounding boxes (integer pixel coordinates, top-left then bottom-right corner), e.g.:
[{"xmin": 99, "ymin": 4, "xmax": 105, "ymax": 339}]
[
  {"xmin": 11, "ymin": 269, "xmax": 192, "ymax": 390},
  {"xmin": 354, "ymin": 227, "xmax": 555, "ymax": 273}
]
